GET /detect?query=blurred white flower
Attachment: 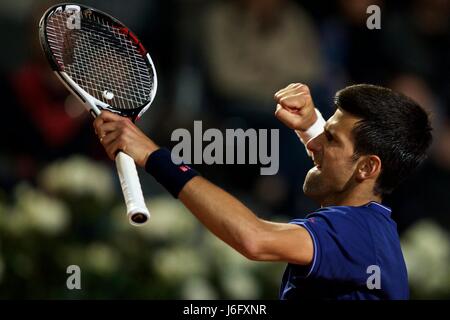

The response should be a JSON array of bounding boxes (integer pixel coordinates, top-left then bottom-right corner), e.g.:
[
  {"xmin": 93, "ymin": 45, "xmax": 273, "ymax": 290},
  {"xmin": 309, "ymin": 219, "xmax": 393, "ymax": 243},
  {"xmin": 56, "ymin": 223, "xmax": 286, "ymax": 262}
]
[
  {"xmin": 11, "ymin": 183, "xmax": 70, "ymax": 235},
  {"xmin": 181, "ymin": 277, "xmax": 218, "ymax": 300},
  {"xmin": 38, "ymin": 155, "xmax": 114, "ymax": 202},
  {"xmin": 220, "ymin": 269, "xmax": 260, "ymax": 299},
  {"xmin": 110, "ymin": 204, "xmax": 134, "ymax": 234},
  {"xmin": 61, "ymin": 243, "xmax": 120, "ymax": 276},
  {"xmin": 203, "ymin": 223, "xmax": 284, "ymax": 299},
  {"xmin": 84, "ymin": 243, "xmax": 120, "ymax": 274},
  {"xmin": 152, "ymin": 246, "xmax": 208, "ymax": 283},
  {"xmin": 203, "ymin": 232, "xmax": 258, "ymax": 273},
  {"xmin": 135, "ymin": 195, "xmax": 197, "ymax": 242},
  {"xmin": 401, "ymin": 219, "xmax": 450, "ymax": 297},
  {"xmin": 4, "ymin": 207, "xmax": 30, "ymax": 236}
]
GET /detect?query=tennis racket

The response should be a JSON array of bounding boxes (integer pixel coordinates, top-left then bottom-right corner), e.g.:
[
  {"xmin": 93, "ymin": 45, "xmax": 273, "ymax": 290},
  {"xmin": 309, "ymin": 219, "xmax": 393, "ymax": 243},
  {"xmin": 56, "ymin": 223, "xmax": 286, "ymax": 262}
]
[{"xmin": 39, "ymin": 3, "xmax": 157, "ymax": 226}]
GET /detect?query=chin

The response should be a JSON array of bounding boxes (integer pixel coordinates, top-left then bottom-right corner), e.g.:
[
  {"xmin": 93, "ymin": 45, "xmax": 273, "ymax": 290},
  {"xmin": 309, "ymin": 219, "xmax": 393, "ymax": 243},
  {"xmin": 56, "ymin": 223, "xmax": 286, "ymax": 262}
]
[{"xmin": 303, "ymin": 167, "xmax": 326, "ymax": 201}]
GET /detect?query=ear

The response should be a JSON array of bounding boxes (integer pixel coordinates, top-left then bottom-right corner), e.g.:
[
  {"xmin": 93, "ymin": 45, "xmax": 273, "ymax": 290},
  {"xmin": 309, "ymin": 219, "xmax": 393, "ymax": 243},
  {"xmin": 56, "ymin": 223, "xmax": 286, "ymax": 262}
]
[{"xmin": 355, "ymin": 155, "xmax": 381, "ymax": 182}]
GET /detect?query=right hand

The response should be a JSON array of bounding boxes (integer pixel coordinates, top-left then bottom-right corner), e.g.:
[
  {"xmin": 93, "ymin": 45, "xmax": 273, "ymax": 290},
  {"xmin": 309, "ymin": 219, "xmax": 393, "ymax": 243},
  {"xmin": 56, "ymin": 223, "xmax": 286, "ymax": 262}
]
[
  {"xmin": 93, "ymin": 111, "xmax": 159, "ymax": 168},
  {"xmin": 274, "ymin": 83, "xmax": 317, "ymax": 131}
]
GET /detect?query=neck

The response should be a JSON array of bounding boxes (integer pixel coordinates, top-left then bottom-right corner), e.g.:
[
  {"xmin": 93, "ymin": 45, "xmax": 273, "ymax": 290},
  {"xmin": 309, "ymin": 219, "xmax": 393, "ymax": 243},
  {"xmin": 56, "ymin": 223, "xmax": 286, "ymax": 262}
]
[{"xmin": 320, "ymin": 187, "xmax": 382, "ymax": 208}]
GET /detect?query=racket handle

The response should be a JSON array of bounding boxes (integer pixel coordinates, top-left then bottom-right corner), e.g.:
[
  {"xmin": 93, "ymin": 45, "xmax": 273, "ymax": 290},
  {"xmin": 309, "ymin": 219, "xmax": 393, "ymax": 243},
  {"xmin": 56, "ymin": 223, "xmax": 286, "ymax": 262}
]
[{"xmin": 115, "ymin": 152, "xmax": 150, "ymax": 226}]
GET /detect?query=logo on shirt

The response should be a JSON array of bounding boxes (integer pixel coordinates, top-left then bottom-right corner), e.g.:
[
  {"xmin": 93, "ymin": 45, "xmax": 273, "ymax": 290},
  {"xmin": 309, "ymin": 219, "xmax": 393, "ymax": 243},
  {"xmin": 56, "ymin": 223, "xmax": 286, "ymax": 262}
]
[{"xmin": 179, "ymin": 165, "xmax": 191, "ymax": 172}]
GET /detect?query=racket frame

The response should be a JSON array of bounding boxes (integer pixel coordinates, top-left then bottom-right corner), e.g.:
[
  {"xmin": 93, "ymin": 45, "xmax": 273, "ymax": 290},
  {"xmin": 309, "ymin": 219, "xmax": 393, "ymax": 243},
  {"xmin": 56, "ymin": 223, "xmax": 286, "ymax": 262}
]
[{"xmin": 38, "ymin": 3, "xmax": 158, "ymax": 226}]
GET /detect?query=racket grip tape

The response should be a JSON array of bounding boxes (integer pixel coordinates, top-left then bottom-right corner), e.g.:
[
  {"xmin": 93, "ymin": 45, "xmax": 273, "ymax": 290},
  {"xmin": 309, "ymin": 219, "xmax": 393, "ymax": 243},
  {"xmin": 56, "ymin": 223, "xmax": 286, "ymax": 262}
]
[{"xmin": 115, "ymin": 152, "xmax": 150, "ymax": 226}]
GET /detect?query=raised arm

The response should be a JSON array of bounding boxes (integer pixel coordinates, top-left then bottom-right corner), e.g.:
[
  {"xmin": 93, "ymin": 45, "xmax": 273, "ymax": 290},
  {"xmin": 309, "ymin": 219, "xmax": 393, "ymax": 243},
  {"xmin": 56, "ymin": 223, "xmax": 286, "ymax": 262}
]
[
  {"xmin": 178, "ymin": 175, "xmax": 313, "ymax": 264},
  {"xmin": 93, "ymin": 93, "xmax": 317, "ymax": 265}
]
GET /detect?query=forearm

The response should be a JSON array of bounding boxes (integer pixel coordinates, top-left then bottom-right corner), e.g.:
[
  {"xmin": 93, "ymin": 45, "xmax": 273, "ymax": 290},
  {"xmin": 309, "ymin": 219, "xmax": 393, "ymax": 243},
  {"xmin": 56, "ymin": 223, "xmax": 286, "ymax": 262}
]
[
  {"xmin": 178, "ymin": 176, "xmax": 265, "ymax": 259},
  {"xmin": 179, "ymin": 178, "xmax": 313, "ymax": 264},
  {"xmin": 144, "ymin": 148, "xmax": 312, "ymax": 263}
]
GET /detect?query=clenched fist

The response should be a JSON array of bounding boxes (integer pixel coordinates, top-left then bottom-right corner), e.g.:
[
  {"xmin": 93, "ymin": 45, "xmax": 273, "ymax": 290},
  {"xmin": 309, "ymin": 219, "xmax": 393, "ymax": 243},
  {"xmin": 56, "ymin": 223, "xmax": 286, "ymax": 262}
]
[{"xmin": 274, "ymin": 83, "xmax": 317, "ymax": 131}]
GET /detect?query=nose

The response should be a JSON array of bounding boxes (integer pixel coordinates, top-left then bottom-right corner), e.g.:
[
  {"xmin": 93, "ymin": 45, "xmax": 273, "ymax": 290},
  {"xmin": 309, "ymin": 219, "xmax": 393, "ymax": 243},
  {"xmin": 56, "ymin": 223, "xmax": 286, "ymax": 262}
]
[{"xmin": 306, "ymin": 134, "xmax": 323, "ymax": 154}]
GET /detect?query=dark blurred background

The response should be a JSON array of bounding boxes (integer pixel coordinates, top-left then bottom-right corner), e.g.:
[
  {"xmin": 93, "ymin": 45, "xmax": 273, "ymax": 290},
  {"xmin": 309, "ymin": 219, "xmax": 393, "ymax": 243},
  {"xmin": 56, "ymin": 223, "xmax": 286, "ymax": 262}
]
[{"xmin": 0, "ymin": 0, "xmax": 449, "ymax": 299}]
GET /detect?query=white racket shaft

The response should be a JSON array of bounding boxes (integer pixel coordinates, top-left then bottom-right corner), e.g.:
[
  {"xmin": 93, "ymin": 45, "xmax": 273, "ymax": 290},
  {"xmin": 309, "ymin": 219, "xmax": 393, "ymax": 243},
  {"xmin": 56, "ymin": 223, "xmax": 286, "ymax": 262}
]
[{"xmin": 115, "ymin": 152, "xmax": 150, "ymax": 226}]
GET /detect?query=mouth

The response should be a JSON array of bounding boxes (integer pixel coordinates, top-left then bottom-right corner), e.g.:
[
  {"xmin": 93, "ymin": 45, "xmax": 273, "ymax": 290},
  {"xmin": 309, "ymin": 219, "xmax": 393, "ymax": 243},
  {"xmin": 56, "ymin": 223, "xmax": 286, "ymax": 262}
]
[{"xmin": 311, "ymin": 154, "xmax": 321, "ymax": 169}]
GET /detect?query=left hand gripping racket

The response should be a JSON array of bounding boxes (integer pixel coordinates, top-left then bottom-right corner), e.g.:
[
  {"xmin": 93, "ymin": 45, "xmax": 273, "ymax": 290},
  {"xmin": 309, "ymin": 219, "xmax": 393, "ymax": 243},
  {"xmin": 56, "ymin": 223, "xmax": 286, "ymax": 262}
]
[{"xmin": 39, "ymin": 3, "xmax": 158, "ymax": 226}]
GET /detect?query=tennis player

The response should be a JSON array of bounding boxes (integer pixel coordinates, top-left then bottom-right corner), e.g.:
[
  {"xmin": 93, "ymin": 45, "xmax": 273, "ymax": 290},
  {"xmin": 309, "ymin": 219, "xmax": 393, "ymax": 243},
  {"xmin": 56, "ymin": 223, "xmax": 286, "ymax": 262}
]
[{"xmin": 93, "ymin": 83, "xmax": 432, "ymax": 299}]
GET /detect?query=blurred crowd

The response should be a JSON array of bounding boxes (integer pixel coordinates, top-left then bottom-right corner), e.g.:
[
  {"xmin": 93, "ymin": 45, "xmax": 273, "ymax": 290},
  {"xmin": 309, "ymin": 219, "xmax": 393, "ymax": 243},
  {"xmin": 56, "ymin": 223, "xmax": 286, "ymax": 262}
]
[{"xmin": 0, "ymin": 0, "xmax": 449, "ymax": 298}]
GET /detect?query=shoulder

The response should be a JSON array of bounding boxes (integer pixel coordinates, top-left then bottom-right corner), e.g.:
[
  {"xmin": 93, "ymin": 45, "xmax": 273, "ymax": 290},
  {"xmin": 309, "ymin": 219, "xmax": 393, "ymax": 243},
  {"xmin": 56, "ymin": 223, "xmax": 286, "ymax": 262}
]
[
  {"xmin": 290, "ymin": 202, "xmax": 397, "ymax": 236},
  {"xmin": 289, "ymin": 204, "xmax": 391, "ymax": 261},
  {"xmin": 303, "ymin": 203, "xmax": 394, "ymax": 227},
  {"xmin": 292, "ymin": 205, "xmax": 370, "ymax": 231}
]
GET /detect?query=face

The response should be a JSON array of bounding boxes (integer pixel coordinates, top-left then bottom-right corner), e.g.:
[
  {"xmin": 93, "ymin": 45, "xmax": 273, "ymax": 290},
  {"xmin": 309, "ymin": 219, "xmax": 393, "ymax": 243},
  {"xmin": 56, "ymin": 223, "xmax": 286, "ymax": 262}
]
[{"xmin": 303, "ymin": 109, "xmax": 361, "ymax": 204}]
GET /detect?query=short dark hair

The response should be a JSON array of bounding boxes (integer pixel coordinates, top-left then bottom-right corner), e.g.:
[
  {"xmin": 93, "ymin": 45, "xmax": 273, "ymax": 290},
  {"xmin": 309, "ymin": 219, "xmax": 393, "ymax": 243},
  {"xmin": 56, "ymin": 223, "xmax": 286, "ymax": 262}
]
[{"xmin": 334, "ymin": 84, "xmax": 432, "ymax": 195}]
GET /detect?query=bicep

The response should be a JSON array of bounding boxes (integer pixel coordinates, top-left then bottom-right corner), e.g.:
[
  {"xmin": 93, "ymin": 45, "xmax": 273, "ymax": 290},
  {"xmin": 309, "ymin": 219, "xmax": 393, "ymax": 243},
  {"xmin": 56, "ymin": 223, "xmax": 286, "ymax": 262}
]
[{"xmin": 254, "ymin": 220, "xmax": 314, "ymax": 265}]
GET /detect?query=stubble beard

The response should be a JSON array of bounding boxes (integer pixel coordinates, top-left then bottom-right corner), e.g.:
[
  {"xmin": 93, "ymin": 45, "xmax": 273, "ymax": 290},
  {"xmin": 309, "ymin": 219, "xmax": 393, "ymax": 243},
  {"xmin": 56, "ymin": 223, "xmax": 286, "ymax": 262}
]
[{"xmin": 303, "ymin": 166, "xmax": 327, "ymax": 202}]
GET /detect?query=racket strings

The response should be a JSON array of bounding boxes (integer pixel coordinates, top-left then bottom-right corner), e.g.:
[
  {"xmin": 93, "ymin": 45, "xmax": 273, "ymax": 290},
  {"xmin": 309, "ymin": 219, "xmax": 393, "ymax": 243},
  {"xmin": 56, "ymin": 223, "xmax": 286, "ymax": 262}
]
[{"xmin": 45, "ymin": 10, "xmax": 154, "ymax": 110}]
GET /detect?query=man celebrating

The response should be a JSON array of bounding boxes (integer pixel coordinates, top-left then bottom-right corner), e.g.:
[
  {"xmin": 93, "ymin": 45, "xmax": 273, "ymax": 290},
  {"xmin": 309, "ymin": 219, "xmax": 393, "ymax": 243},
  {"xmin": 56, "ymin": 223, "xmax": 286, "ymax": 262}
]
[{"xmin": 93, "ymin": 83, "xmax": 432, "ymax": 299}]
